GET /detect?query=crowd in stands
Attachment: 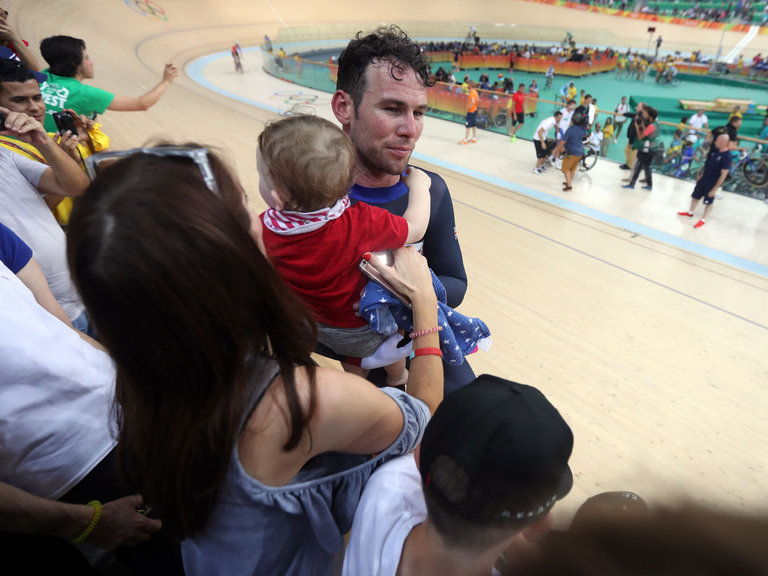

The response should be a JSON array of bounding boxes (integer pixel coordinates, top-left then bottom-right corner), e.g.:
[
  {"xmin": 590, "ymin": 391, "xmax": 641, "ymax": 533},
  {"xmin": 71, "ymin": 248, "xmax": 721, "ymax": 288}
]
[
  {"xmin": 2, "ymin": 5, "xmax": 768, "ymax": 575},
  {"xmin": 563, "ymin": 0, "xmax": 768, "ymax": 25},
  {"xmin": 419, "ymin": 39, "xmax": 616, "ymax": 65}
]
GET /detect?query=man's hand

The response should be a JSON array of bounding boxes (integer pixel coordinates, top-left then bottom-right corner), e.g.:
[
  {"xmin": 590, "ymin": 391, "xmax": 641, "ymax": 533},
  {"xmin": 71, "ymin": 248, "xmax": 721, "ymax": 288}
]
[
  {"xmin": 87, "ymin": 495, "xmax": 161, "ymax": 550},
  {"xmin": 56, "ymin": 129, "xmax": 81, "ymax": 161},
  {"xmin": 63, "ymin": 108, "xmax": 94, "ymax": 142},
  {"xmin": 0, "ymin": 106, "xmax": 51, "ymax": 147}
]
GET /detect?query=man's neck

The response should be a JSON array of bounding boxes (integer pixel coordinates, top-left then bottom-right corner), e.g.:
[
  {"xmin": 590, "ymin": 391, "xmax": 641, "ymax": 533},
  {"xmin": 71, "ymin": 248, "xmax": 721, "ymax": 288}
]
[
  {"xmin": 354, "ymin": 169, "xmax": 400, "ymax": 189},
  {"xmin": 397, "ymin": 522, "xmax": 503, "ymax": 576}
]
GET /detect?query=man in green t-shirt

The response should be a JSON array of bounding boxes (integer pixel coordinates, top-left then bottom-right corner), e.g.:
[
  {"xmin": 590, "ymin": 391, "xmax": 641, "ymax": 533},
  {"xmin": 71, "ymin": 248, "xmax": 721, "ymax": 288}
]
[{"xmin": 39, "ymin": 35, "xmax": 178, "ymax": 133}]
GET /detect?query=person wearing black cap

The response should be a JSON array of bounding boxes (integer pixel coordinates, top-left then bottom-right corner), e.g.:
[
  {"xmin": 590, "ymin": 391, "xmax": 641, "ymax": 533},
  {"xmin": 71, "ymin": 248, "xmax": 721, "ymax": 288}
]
[{"xmin": 342, "ymin": 374, "xmax": 574, "ymax": 576}]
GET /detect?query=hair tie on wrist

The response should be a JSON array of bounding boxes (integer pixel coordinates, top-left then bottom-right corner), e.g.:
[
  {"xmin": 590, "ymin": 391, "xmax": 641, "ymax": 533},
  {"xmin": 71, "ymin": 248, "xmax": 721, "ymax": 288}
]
[
  {"xmin": 409, "ymin": 325, "xmax": 442, "ymax": 340},
  {"xmin": 72, "ymin": 500, "xmax": 102, "ymax": 544}
]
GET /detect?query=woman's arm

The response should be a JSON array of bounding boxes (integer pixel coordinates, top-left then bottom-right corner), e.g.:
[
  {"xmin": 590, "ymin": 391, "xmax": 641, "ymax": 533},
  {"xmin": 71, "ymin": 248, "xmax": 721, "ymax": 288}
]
[{"xmin": 239, "ymin": 248, "xmax": 442, "ymax": 486}]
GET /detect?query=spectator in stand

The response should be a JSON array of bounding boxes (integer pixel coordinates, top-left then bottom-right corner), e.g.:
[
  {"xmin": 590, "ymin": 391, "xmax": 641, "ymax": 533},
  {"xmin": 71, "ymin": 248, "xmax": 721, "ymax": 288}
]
[
  {"xmin": 710, "ymin": 116, "xmax": 743, "ymax": 152},
  {"xmin": 342, "ymin": 375, "xmax": 574, "ymax": 576},
  {"xmin": 687, "ymin": 109, "xmax": 709, "ymax": 143},
  {"xmin": 38, "ymin": 35, "xmax": 178, "ymax": 133},
  {"xmin": 0, "ymin": 59, "xmax": 110, "ymax": 226},
  {"xmin": 0, "ymin": 107, "xmax": 91, "ymax": 331},
  {"xmin": 0, "ymin": 8, "xmax": 41, "ymax": 71},
  {"xmin": 509, "ymin": 504, "xmax": 768, "ymax": 576},
  {"xmin": 532, "ymin": 110, "xmax": 562, "ymax": 174},
  {"xmin": 601, "ymin": 117, "xmax": 614, "ymax": 156},
  {"xmin": 459, "ymin": 80, "xmax": 479, "ymax": 145},
  {"xmin": 587, "ymin": 122, "xmax": 603, "ymax": 154},
  {"xmin": 508, "ymin": 83, "xmax": 526, "ymax": 142},
  {"xmin": 0, "ymin": 239, "xmax": 184, "ymax": 574}
]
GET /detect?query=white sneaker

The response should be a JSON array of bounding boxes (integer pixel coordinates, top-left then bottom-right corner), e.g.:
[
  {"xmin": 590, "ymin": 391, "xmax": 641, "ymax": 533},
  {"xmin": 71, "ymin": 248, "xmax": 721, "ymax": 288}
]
[
  {"xmin": 555, "ymin": 161, "xmax": 562, "ymax": 169},
  {"xmin": 532, "ymin": 167, "xmax": 542, "ymax": 175}
]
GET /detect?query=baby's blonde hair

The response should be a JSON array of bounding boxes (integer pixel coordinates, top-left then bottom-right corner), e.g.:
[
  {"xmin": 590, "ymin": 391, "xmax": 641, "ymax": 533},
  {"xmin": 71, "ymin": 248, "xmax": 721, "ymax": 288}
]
[{"xmin": 258, "ymin": 114, "xmax": 356, "ymax": 211}]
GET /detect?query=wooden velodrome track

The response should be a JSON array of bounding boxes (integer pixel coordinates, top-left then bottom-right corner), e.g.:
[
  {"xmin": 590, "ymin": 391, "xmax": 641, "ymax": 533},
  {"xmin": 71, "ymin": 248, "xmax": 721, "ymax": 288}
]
[{"xmin": 8, "ymin": 0, "xmax": 767, "ymax": 525}]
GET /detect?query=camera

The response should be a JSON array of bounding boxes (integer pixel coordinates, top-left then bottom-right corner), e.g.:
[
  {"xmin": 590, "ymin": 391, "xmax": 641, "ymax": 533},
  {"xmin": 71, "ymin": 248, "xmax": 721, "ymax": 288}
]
[
  {"xmin": 0, "ymin": 111, "xmax": 5, "ymax": 131},
  {"xmin": 52, "ymin": 111, "xmax": 78, "ymax": 135}
]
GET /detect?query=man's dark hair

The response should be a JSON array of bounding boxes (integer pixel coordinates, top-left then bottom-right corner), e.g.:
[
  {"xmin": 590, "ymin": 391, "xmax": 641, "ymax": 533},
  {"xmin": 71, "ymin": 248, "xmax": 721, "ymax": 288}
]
[
  {"xmin": 0, "ymin": 59, "xmax": 37, "ymax": 91},
  {"xmin": 336, "ymin": 25, "xmax": 434, "ymax": 109},
  {"xmin": 645, "ymin": 106, "xmax": 658, "ymax": 121},
  {"xmin": 40, "ymin": 35, "xmax": 86, "ymax": 77},
  {"xmin": 422, "ymin": 455, "xmax": 528, "ymax": 552}
]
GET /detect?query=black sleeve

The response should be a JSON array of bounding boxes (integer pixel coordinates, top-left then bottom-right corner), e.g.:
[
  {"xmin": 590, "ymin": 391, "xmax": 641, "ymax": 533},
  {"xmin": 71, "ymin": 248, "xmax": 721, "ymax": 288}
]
[{"xmin": 421, "ymin": 170, "xmax": 468, "ymax": 309}]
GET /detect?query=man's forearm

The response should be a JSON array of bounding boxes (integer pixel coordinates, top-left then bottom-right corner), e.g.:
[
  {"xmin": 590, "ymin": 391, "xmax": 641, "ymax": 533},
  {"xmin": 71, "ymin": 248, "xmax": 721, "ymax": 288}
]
[
  {"xmin": 37, "ymin": 137, "xmax": 89, "ymax": 196},
  {"xmin": 0, "ymin": 482, "xmax": 91, "ymax": 540}
]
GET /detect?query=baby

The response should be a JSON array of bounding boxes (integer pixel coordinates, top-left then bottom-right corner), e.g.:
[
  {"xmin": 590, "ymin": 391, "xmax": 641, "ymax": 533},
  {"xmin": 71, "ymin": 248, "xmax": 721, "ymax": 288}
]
[{"xmin": 255, "ymin": 114, "xmax": 430, "ymax": 385}]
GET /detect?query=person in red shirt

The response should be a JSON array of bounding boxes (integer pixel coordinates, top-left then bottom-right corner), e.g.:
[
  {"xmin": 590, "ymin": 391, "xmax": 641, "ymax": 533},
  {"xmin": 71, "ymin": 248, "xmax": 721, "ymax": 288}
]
[
  {"xmin": 509, "ymin": 83, "xmax": 526, "ymax": 142},
  {"xmin": 255, "ymin": 114, "xmax": 431, "ymax": 386},
  {"xmin": 459, "ymin": 80, "xmax": 479, "ymax": 145}
]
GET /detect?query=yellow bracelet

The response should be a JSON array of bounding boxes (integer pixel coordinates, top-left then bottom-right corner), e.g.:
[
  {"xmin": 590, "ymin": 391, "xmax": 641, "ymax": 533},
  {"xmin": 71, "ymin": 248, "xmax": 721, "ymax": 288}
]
[{"xmin": 72, "ymin": 500, "xmax": 102, "ymax": 544}]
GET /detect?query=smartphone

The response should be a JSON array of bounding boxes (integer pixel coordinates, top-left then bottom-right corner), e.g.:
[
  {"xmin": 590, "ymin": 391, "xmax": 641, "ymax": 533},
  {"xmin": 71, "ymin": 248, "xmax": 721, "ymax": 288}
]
[
  {"xmin": 359, "ymin": 250, "xmax": 412, "ymax": 309},
  {"xmin": 52, "ymin": 111, "xmax": 77, "ymax": 135}
]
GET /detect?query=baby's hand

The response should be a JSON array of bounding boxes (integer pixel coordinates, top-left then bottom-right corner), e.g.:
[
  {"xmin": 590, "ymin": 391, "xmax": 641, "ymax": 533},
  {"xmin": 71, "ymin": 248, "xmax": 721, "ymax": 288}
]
[{"xmin": 402, "ymin": 166, "xmax": 430, "ymax": 191}]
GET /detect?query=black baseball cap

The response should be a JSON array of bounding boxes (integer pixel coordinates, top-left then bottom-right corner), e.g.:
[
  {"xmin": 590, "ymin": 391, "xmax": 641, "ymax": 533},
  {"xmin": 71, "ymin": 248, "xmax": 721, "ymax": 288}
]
[
  {"xmin": 420, "ymin": 375, "xmax": 574, "ymax": 527},
  {"xmin": 0, "ymin": 50, "xmax": 48, "ymax": 83}
]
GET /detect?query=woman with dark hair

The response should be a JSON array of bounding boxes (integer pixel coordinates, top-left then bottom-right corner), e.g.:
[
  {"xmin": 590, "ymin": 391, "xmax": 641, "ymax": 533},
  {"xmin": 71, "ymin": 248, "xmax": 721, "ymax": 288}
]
[
  {"xmin": 38, "ymin": 35, "xmax": 178, "ymax": 133},
  {"xmin": 66, "ymin": 145, "xmax": 442, "ymax": 576}
]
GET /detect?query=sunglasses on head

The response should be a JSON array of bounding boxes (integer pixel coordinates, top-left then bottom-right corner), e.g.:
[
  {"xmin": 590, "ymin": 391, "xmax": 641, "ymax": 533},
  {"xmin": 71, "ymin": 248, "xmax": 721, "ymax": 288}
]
[{"xmin": 85, "ymin": 146, "xmax": 219, "ymax": 195}]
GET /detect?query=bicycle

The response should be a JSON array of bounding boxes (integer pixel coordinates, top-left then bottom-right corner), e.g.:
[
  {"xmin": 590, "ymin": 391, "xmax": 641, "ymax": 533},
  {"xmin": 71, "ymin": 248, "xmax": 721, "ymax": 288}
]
[
  {"xmin": 740, "ymin": 149, "xmax": 768, "ymax": 186},
  {"xmin": 695, "ymin": 149, "xmax": 768, "ymax": 194},
  {"xmin": 233, "ymin": 54, "xmax": 243, "ymax": 74},
  {"xmin": 657, "ymin": 73, "xmax": 681, "ymax": 87}
]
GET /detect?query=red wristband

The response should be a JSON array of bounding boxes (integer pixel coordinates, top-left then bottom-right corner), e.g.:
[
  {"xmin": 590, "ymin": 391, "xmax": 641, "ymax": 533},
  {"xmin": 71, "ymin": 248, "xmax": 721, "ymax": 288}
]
[{"xmin": 413, "ymin": 347, "xmax": 443, "ymax": 359}]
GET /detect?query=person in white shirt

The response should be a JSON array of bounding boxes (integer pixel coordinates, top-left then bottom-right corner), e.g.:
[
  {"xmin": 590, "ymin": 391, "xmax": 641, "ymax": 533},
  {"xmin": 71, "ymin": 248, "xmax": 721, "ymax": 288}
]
[
  {"xmin": 533, "ymin": 110, "xmax": 563, "ymax": 174},
  {"xmin": 342, "ymin": 375, "xmax": 574, "ymax": 576},
  {"xmin": 687, "ymin": 109, "xmax": 709, "ymax": 143},
  {"xmin": 0, "ymin": 107, "xmax": 90, "ymax": 330},
  {"xmin": 613, "ymin": 96, "xmax": 629, "ymax": 142},
  {"xmin": 551, "ymin": 99, "xmax": 576, "ymax": 168}
]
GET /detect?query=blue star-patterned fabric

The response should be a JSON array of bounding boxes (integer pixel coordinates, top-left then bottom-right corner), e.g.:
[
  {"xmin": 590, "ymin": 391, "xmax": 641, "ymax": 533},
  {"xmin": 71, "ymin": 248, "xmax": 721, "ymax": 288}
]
[{"xmin": 359, "ymin": 271, "xmax": 490, "ymax": 366}]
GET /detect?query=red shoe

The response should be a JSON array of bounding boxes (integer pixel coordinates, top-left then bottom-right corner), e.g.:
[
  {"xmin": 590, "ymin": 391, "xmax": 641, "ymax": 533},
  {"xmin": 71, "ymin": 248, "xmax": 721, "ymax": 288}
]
[
  {"xmin": 693, "ymin": 219, "xmax": 705, "ymax": 228},
  {"xmin": 677, "ymin": 211, "xmax": 694, "ymax": 217}
]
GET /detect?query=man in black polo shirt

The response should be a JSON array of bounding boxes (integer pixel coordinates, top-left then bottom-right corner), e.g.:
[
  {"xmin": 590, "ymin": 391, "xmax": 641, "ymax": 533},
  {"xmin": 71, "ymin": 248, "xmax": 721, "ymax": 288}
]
[{"xmin": 677, "ymin": 132, "xmax": 731, "ymax": 228}]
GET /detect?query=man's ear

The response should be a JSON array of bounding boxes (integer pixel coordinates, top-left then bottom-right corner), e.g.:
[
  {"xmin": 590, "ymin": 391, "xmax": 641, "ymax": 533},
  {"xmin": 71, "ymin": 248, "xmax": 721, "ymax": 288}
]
[{"xmin": 331, "ymin": 89, "xmax": 354, "ymax": 128}]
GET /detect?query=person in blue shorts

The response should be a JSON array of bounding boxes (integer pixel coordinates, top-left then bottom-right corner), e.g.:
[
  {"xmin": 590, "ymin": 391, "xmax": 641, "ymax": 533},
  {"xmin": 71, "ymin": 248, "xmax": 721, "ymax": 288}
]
[{"xmin": 677, "ymin": 133, "xmax": 731, "ymax": 228}]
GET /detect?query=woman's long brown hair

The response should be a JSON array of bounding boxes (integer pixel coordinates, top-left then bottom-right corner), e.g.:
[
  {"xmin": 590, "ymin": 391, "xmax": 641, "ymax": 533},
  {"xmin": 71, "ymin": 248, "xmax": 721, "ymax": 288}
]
[{"xmin": 67, "ymin": 147, "xmax": 317, "ymax": 540}]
